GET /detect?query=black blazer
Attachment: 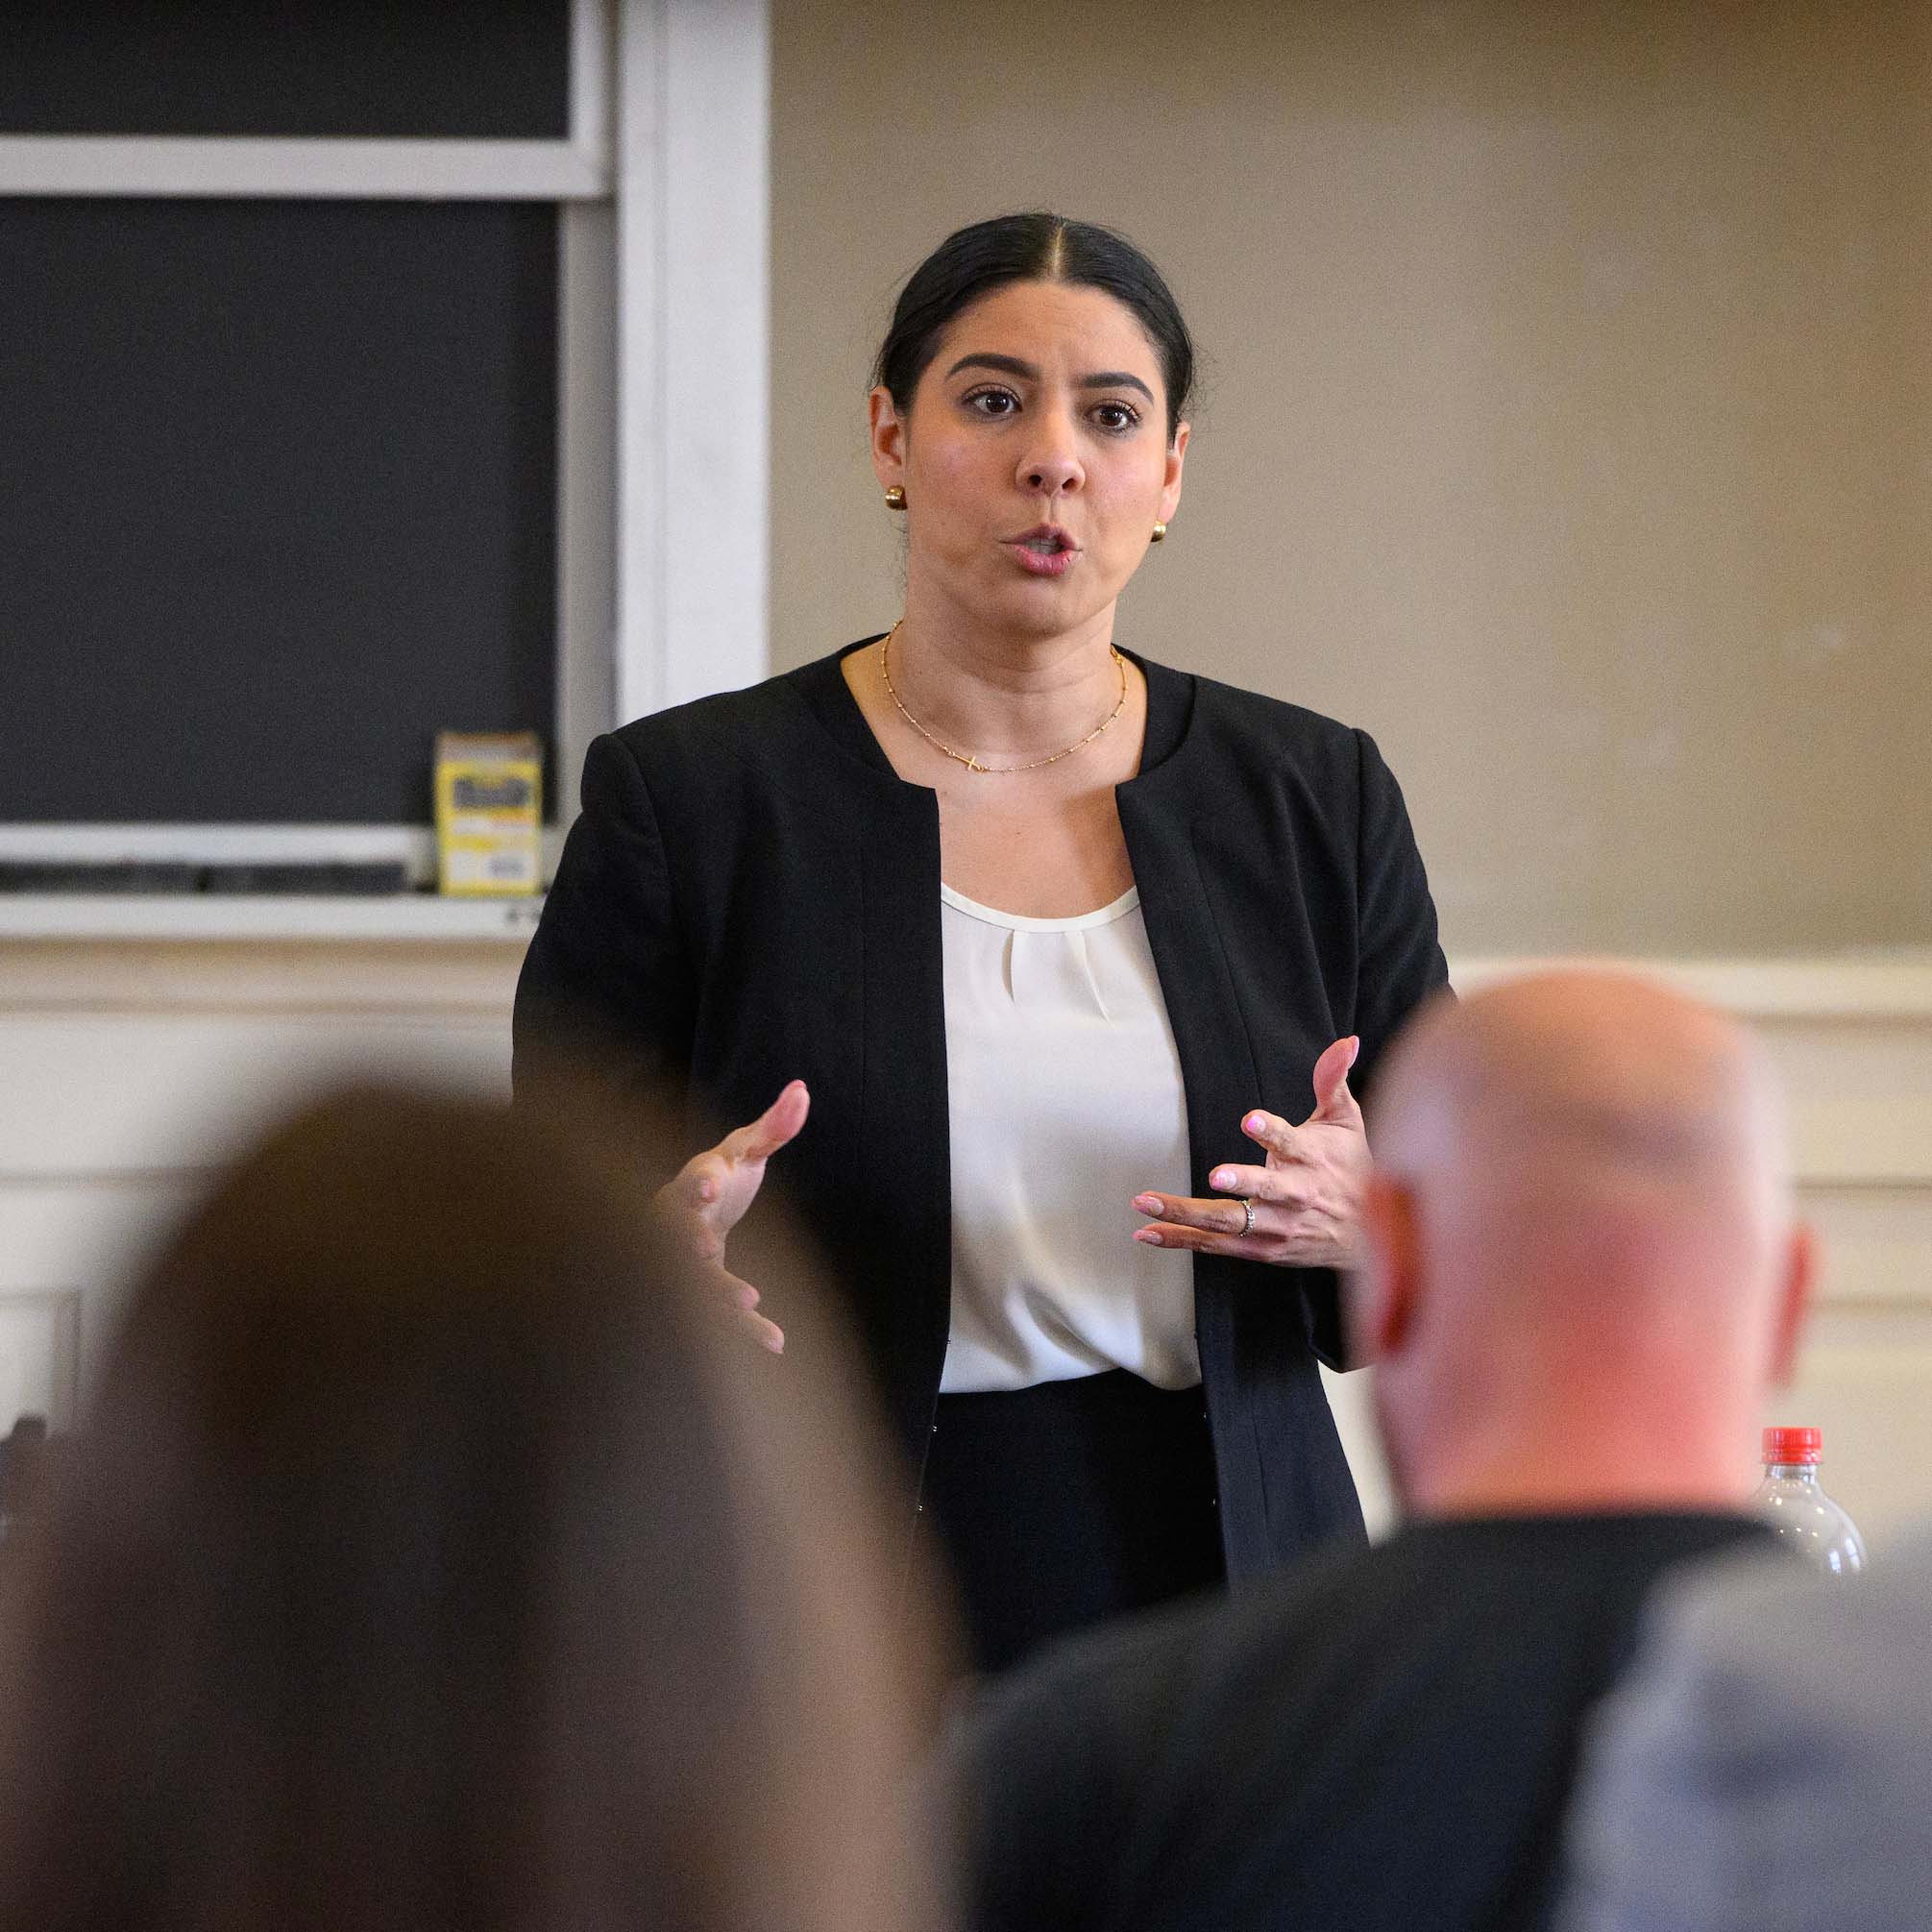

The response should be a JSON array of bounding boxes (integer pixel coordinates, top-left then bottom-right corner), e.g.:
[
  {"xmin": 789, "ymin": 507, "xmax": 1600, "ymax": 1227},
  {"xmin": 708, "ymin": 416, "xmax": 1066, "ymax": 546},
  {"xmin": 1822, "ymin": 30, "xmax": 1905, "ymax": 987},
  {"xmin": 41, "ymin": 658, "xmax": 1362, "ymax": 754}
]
[{"xmin": 513, "ymin": 641, "xmax": 1449, "ymax": 1581}]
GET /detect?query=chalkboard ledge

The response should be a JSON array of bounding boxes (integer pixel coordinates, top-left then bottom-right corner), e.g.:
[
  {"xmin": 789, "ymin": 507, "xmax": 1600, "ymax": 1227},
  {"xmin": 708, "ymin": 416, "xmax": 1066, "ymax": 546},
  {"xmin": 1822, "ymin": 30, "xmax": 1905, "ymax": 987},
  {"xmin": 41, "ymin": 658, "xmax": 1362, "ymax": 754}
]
[{"xmin": 0, "ymin": 894, "xmax": 543, "ymax": 944}]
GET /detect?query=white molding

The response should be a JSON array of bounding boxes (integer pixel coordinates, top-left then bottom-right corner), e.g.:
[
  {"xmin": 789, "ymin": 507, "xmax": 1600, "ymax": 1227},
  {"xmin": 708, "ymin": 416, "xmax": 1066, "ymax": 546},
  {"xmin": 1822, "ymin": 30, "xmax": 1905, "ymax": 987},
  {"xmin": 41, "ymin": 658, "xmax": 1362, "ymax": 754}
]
[
  {"xmin": 658, "ymin": 0, "xmax": 770, "ymax": 708},
  {"xmin": 614, "ymin": 0, "xmax": 667, "ymax": 722},
  {"xmin": 0, "ymin": 895, "xmax": 542, "ymax": 945},
  {"xmin": 0, "ymin": 945, "xmax": 526, "ymax": 1015},
  {"xmin": 569, "ymin": 0, "xmax": 616, "ymax": 164},
  {"xmin": 614, "ymin": 0, "xmax": 770, "ymax": 722},
  {"xmin": 0, "ymin": 824, "xmax": 437, "ymax": 870},
  {"xmin": 0, "ymin": 1286, "xmax": 83, "ymax": 1431},
  {"xmin": 0, "ymin": 825, "xmax": 568, "ymax": 935},
  {"xmin": 1451, "ymin": 953, "xmax": 1932, "ymax": 1021},
  {"xmin": 0, "ymin": 828, "xmax": 565, "ymax": 874},
  {"xmin": 0, "ymin": 0, "xmax": 613, "ymax": 202},
  {"xmin": 555, "ymin": 202, "xmax": 620, "ymax": 819},
  {"xmin": 0, "ymin": 136, "xmax": 609, "ymax": 200}
]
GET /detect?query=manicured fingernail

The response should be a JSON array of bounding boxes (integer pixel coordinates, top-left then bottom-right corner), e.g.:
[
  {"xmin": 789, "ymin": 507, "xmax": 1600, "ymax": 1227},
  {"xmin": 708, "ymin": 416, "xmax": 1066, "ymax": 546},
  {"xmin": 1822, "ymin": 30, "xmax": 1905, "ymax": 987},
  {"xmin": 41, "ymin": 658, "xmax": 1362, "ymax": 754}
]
[
  {"xmin": 1135, "ymin": 1229, "xmax": 1163, "ymax": 1246},
  {"xmin": 1244, "ymin": 1113, "xmax": 1265, "ymax": 1135},
  {"xmin": 1133, "ymin": 1194, "xmax": 1161, "ymax": 1213},
  {"xmin": 1210, "ymin": 1168, "xmax": 1234, "ymax": 1190}
]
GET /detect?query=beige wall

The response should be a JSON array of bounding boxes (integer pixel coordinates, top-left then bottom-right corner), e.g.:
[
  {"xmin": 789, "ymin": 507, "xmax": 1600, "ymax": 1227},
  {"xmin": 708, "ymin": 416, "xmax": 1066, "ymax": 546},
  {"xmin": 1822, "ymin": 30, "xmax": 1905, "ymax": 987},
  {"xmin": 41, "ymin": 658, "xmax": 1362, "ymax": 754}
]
[{"xmin": 770, "ymin": 0, "xmax": 1932, "ymax": 960}]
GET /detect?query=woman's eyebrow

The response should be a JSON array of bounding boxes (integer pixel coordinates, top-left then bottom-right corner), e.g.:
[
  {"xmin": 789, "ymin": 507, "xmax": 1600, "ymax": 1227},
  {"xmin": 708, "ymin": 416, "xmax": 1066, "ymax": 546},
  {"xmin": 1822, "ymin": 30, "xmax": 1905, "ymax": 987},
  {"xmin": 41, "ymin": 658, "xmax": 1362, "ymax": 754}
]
[{"xmin": 944, "ymin": 352, "xmax": 1156, "ymax": 404}]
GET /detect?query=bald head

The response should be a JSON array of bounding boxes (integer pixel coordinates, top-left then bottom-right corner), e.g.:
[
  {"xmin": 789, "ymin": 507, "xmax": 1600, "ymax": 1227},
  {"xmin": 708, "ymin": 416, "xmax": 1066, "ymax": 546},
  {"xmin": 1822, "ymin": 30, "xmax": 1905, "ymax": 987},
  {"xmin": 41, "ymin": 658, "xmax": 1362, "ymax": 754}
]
[
  {"xmin": 1374, "ymin": 969, "xmax": 1790, "ymax": 1228},
  {"xmin": 1357, "ymin": 967, "xmax": 1812, "ymax": 1514}
]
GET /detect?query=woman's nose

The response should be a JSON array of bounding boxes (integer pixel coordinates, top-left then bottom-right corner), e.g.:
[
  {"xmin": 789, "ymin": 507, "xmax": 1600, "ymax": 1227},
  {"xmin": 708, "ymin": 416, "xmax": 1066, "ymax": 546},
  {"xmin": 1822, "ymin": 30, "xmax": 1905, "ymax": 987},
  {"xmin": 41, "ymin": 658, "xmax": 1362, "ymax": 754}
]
[
  {"xmin": 1022, "ymin": 456, "xmax": 1082, "ymax": 496},
  {"xmin": 1018, "ymin": 424, "xmax": 1084, "ymax": 497}
]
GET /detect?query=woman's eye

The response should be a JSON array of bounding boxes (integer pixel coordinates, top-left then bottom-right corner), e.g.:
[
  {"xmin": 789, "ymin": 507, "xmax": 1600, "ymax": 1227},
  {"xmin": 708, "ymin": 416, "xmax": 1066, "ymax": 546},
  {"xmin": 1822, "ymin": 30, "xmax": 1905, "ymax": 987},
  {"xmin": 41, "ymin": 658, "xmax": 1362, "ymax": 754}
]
[
  {"xmin": 1092, "ymin": 401, "xmax": 1141, "ymax": 432},
  {"xmin": 964, "ymin": 387, "xmax": 1019, "ymax": 417}
]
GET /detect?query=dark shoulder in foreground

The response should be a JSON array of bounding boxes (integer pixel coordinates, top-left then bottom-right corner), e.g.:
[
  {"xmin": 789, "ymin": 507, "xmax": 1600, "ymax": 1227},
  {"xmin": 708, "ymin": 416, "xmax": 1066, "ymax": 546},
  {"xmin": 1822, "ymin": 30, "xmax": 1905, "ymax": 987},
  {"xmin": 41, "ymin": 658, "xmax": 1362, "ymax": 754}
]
[
  {"xmin": 957, "ymin": 1515, "xmax": 1777, "ymax": 1932},
  {"xmin": 972, "ymin": 1530, "xmax": 1366, "ymax": 1740},
  {"xmin": 969, "ymin": 1513, "xmax": 1779, "ymax": 1768},
  {"xmin": 956, "ymin": 1540, "xmax": 1374, "ymax": 1930}
]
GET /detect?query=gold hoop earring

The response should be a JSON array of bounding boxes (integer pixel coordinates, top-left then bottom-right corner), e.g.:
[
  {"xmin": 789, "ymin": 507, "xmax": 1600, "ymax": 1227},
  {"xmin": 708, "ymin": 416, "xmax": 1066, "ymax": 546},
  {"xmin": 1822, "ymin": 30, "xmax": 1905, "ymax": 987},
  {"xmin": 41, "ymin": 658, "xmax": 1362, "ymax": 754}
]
[
  {"xmin": 884, "ymin": 485, "xmax": 907, "ymax": 511},
  {"xmin": 1150, "ymin": 521, "xmax": 1168, "ymax": 544}
]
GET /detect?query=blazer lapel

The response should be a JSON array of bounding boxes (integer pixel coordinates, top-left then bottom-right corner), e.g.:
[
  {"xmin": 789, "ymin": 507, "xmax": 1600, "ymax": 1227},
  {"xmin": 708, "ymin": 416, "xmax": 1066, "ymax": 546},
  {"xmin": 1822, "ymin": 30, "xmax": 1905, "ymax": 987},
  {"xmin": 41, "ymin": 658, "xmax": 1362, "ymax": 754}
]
[
  {"xmin": 1116, "ymin": 661, "xmax": 1283, "ymax": 1574},
  {"xmin": 1117, "ymin": 655, "xmax": 1363, "ymax": 1577},
  {"xmin": 791, "ymin": 648, "xmax": 953, "ymax": 1455}
]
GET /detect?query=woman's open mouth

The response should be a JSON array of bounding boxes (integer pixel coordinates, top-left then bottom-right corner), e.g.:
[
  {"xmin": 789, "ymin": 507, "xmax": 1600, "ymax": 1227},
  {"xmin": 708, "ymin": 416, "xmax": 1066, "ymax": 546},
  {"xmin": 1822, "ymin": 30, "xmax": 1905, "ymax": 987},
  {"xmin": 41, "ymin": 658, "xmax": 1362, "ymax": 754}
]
[{"xmin": 1004, "ymin": 525, "xmax": 1081, "ymax": 577}]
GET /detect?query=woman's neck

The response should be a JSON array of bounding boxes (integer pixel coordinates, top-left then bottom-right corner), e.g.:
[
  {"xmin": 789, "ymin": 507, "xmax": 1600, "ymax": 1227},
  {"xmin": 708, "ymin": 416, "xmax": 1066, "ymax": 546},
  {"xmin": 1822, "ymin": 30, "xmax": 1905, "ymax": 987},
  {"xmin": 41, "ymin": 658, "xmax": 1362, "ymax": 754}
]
[{"xmin": 888, "ymin": 595, "xmax": 1124, "ymax": 764}]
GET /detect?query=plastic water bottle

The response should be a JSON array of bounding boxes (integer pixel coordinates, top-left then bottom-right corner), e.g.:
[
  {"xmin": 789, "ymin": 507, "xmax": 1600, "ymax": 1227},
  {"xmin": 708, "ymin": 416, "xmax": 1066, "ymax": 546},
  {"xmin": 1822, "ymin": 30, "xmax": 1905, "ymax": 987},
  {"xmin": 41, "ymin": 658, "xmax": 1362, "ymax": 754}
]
[{"xmin": 1749, "ymin": 1427, "xmax": 1866, "ymax": 1577}]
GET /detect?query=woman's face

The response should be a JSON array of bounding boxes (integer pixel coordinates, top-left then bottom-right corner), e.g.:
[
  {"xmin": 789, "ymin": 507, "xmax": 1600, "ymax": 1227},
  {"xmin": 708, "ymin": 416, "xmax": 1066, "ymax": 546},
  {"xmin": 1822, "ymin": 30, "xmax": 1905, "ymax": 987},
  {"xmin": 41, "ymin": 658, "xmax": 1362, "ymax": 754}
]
[{"xmin": 870, "ymin": 279, "xmax": 1188, "ymax": 641}]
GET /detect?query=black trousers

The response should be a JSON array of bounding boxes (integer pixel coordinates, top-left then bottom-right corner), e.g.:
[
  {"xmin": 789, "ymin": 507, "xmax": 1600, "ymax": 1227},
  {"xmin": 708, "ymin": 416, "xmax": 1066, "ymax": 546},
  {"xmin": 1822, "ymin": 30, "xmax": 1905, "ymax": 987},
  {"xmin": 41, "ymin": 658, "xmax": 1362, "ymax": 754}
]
[{"xmin": 919, "ymin": 1368, "xmax": 1226, "ymax": 1675}]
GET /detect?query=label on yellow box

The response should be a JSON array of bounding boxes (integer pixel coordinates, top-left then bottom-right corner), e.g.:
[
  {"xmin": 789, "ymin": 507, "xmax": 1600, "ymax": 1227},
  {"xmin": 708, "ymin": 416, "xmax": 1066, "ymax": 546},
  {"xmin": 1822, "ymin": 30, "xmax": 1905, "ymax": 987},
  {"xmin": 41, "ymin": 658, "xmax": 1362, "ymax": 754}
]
[{"xmin": 434, "ymin": 732, "xmax": 542, "ymax": 896}]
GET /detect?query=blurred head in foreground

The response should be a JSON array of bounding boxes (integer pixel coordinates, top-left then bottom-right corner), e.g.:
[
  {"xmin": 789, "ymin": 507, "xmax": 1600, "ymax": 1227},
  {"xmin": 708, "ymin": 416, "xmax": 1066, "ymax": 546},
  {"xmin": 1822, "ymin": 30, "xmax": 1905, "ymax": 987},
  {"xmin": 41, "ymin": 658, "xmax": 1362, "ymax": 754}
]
[
  {"xmin": 0, "ymin": 1085, "xmax": 947, "ymax": 1932},
  {"xmin": 1353, "ymin": 966, "xmax": 1815, "ymax": 1516}
]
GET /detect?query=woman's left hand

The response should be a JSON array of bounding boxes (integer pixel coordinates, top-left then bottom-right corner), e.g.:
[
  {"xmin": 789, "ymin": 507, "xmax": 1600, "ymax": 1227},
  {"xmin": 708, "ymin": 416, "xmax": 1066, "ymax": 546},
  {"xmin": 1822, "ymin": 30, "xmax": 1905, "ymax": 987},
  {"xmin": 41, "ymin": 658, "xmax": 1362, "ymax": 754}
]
[{"xmin": 1131, "ymin": 1037, "xmax": 1369, "ymax": 1270}]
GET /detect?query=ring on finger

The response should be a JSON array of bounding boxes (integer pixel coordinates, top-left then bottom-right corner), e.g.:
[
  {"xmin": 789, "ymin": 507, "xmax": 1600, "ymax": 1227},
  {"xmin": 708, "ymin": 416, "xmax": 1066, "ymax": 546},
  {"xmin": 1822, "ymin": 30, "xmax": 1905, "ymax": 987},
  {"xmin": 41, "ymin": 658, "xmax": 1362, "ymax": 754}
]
[{"xmin": 1239, "ymin": 1196, "xmax": 1258, "ymax": 1236}]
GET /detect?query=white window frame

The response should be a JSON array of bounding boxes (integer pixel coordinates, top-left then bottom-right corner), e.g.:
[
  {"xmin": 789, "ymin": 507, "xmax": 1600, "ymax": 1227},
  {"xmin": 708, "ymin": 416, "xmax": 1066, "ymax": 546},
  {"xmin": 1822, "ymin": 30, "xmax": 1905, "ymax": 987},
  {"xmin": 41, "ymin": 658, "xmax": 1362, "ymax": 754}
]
[{"xmin": 0, "ymin": 0, "xmax": 768, "ymax": 914}]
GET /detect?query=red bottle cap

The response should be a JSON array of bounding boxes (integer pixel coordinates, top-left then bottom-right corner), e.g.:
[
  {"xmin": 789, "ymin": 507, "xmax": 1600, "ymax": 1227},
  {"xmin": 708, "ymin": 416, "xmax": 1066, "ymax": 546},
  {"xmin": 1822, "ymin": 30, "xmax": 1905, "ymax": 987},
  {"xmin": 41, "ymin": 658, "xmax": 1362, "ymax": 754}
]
[{"xmin": 1763, "ymin": 1426, "xmax": 1822, "ymax": 1465}]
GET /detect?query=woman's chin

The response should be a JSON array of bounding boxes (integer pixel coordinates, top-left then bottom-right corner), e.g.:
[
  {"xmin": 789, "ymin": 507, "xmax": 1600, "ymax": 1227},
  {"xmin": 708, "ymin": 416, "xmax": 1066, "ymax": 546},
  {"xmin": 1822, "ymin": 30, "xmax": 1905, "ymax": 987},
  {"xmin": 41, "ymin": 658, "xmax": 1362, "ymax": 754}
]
[{"xmin": 981, "ymin": 574, "xmax": 1122, "ymax": 640}]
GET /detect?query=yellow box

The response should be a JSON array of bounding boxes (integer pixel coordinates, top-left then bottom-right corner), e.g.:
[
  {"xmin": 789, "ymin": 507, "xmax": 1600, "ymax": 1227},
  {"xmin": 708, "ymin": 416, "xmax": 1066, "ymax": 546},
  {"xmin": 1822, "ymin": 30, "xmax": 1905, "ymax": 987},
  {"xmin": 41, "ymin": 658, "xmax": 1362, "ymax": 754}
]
[{"xmin": 434, "ymin": 732, "xmax": 542, "ymax": 896}]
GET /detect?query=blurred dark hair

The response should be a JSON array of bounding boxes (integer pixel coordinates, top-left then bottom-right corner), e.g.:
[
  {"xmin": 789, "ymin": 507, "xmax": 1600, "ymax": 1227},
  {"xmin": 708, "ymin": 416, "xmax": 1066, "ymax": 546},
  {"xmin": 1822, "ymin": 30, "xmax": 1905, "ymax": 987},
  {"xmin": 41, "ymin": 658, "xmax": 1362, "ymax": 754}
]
[
  {"xmin": 0, "ymin": 1085, "xmax": 948, "ymax": 1932},
  {"xmin": 871, "ymin": 211, "xmax": 1196, "ymax": 440}
]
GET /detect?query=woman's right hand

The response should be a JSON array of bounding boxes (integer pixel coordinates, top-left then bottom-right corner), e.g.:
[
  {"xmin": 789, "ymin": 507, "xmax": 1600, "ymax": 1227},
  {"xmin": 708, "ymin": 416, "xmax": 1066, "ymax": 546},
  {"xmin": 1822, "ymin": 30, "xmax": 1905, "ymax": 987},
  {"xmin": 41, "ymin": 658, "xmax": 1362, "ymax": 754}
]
[{"xmin": 657, "ymin": 1079, "xmax": 810, "ymax": 1353}]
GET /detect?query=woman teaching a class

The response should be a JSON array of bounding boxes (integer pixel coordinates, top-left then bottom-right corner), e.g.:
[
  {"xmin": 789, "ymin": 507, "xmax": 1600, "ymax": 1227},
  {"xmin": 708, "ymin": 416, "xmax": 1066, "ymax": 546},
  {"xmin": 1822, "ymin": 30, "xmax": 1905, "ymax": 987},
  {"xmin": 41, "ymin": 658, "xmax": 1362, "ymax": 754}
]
[{"xmin": 514, "ymin": 212, "xmax": 1448, "ymax": 1672}]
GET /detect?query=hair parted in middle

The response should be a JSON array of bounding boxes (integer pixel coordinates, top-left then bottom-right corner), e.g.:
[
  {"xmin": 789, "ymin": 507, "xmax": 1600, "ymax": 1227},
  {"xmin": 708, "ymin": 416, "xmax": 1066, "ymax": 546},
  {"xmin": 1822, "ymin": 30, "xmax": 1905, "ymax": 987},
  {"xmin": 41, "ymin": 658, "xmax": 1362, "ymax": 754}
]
[{"xmin": 871, "ymin": 211, "xmax": 1196, "ymax": 442}]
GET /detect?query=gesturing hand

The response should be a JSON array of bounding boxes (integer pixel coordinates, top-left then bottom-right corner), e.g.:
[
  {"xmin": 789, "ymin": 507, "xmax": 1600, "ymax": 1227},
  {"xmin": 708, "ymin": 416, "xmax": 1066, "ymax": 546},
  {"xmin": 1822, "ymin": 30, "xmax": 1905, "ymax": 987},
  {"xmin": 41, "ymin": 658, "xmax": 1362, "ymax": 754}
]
[
  {"xmin": 1132, "ymin": 1037, "xmax": 1370, "ymax": 1270},
  {"xmin": 658, "ymin": 1079, "xmax": 810, "ymax": 1353}
]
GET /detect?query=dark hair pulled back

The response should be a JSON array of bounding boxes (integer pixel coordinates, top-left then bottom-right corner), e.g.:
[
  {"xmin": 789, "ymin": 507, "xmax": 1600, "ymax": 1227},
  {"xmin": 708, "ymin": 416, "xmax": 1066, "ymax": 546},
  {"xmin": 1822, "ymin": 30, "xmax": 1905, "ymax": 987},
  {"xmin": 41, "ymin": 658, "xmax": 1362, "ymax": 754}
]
[{"xmin": 872, "ymin": 211, "xmax": 1195, "ymax": 441}]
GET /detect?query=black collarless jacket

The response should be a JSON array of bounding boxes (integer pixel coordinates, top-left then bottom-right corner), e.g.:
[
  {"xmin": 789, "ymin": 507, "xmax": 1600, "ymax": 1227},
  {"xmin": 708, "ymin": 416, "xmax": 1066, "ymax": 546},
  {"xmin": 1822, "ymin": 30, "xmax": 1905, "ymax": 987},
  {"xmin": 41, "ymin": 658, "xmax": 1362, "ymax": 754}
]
[{"xmin": 513, "ymin": 642, "xmax": 1449, "ymax": 1581}]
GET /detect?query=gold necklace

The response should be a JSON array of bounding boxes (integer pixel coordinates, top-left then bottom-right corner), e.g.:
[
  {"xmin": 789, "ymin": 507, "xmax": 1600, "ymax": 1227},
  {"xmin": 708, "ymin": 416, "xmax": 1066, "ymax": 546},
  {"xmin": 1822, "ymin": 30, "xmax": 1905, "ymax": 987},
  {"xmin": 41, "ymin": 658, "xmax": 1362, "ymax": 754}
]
[{"xmin": 877, "ymin": 624, "xmax": 1129, "ymax": 775}]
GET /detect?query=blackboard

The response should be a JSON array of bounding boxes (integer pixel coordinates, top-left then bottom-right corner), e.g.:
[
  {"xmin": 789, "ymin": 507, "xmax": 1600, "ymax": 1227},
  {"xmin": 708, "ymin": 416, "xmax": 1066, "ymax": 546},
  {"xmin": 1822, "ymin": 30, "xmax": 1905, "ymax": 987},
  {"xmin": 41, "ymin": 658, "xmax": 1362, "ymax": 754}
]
[
  {"xmin": 0, "ymin": 196, "xmax": 559, "ymax": 825},
  {"xmin": 0, "ymin": 1, "xmax": 571, "ymax": 139}
]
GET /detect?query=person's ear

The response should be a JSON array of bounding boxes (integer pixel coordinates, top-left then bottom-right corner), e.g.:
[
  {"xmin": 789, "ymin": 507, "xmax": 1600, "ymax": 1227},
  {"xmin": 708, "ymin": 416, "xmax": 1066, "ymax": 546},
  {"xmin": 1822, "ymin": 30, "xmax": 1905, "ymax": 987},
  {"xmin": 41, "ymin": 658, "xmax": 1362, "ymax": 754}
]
[
  {"xmin": 1348, "ymin": 1171, "xmax": 1421, "ymax": 1367},
  {"xmin": 1159, "ymin": 419, "xmax": 1189, "ymax": 524},
  {"xmin": 1767, "ymin": 1219, "xmax": 1818, "ymax": 1388},
  {"xmin": 868, "ymin": 387, "xmax": 907, "ymax": 495}
]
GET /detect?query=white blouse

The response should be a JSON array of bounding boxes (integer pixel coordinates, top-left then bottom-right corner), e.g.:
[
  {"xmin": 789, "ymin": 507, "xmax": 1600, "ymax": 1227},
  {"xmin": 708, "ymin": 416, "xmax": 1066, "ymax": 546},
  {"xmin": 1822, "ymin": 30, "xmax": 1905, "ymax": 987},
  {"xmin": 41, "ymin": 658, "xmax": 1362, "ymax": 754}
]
[{"xmin": 938, "ymin": 882, "xmax": 1199, "ymax": 1394}]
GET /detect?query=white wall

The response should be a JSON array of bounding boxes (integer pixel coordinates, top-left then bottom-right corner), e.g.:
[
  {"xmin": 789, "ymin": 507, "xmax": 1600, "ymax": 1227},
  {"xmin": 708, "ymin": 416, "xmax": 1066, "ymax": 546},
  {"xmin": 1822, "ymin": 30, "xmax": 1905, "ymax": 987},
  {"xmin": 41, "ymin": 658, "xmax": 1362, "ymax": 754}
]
[
  {"xmin": 0, "ymin": 929, "xmax": 525, "ymax": 1418},
  {"xmin": 4, "ymin": 935, "xmax": 1928, "ymax": 1551},
  {"xmin": 1328, "ymin": 955, "xmax": 1932, "ymax": 1546}
]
